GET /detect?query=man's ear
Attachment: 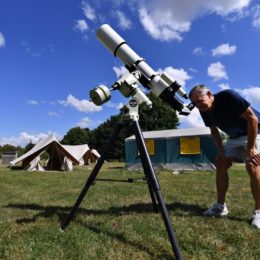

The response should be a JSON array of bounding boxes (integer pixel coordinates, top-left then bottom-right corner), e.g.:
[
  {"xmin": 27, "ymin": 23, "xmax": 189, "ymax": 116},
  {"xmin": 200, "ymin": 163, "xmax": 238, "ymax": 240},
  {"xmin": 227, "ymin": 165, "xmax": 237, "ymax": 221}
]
[
  {"xmin": 207, "ymin": 91, "xmax": 214, "ymax": 101},
  {"xmin": 207, "ymin": 91, "xmax": 213, "ymax": 97}
]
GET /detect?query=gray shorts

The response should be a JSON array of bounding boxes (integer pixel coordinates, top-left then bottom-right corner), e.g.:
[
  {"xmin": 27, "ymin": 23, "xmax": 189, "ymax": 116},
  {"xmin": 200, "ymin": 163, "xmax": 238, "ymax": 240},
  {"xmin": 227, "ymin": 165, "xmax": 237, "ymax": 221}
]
[{"xmin": 224, "ymin": 135, "xmax": 260, "ymax": 162}]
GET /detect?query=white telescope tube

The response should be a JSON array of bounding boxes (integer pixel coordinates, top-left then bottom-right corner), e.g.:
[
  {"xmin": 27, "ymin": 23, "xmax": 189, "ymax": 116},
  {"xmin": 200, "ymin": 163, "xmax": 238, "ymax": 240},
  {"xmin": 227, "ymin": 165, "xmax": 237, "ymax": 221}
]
[
  {"xmin": 96, "ymin": 24, "xmax": 169, "ymax": 96},
  {"xmin": 161, "ymin": 72, "xmax": 188, "ymax": 99}
]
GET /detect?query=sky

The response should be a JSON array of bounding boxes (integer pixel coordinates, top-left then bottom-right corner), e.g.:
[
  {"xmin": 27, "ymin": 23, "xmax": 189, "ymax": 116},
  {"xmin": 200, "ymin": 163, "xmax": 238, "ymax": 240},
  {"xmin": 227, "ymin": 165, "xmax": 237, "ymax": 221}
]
[{"xmin": 0, "ymin": 0, "xmax": 260, "ymax": 146}]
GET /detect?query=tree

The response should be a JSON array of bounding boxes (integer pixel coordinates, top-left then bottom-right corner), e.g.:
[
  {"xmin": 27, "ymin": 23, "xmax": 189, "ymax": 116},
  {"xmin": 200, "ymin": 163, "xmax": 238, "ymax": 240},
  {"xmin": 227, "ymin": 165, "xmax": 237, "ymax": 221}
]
[
  {"xmin": 2, "ymin": 144, "xmax": 16, "ymax": 152},
  {"xmin": 16, "ymin": 146, "xmax": 24, "ymax": 156},
  {"xmin": 24, "ymin": 141, "xmax": 35, "ymax": 153},
  {"xmin": 139, "ymin": 93, "xmax": 179, "ymax": 131},
  {"xmin": 61, "ymin": 127, "xmax": 90, "ymax": 145},
  {"xmin": 90, "ymin": 93, "xmax": 179, "ymax": 160},
  {"xmin": 90, "ymin": 114, "xmax": 128, "ymax": 161}
]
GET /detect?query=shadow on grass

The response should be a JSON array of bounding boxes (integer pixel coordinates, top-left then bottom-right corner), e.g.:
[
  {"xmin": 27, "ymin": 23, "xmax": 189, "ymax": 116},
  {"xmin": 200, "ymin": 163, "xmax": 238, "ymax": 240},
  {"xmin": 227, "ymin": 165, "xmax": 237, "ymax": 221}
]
[
  {"xmin": 9, "ymin": 166, "xmax": 24, "ymax": 171},
  {"xmin": 107, "ymin": 166, "xmax": 125, "ymax": 170},
  {"xmin": 95, "ymin": 178, "xmax": 132, "ymax": 183},
  {"xmin": 95, "ymin": 177, "xmax": 146, "ymax": 183},
  {"xmin": 4, "ymin": 201, "xmax": 248, "ymax": 224}
]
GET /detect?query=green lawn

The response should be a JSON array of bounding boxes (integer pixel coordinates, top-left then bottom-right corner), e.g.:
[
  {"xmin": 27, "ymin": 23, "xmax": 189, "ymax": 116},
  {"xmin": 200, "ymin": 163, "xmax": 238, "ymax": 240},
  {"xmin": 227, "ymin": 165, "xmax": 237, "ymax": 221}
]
[{"xmin": 0, "ymin": 162, "xmax": 259, "ymax": 259}]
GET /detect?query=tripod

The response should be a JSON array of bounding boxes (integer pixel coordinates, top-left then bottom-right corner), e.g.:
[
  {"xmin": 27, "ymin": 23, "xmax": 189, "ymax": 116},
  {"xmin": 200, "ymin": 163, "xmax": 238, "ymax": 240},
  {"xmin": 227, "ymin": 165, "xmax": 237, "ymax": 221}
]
[{"xmin": 60, "ymin": 99, "xmax": 182, "ymax": 260}]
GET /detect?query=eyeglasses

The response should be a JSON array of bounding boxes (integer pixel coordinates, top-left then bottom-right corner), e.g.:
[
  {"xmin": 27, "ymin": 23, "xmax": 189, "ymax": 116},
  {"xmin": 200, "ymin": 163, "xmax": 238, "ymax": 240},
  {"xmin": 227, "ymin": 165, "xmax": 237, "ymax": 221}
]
[{"xmin": 190, "ymin": 90, "xmax": 209, "ymax": 105}]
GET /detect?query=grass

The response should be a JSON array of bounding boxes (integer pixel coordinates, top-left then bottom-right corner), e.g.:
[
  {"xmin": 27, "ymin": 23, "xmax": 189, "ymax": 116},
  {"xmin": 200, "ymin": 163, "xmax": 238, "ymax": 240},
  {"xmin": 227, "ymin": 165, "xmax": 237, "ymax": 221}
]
[{"xmin": 0, "ymin": 162, "xmax": 260, "ymax": 259}]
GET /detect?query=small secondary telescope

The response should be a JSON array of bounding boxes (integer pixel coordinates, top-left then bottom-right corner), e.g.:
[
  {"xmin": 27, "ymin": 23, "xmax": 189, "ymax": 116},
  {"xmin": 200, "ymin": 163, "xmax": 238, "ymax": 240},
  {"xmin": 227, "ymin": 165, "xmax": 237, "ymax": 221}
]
[{"xmin": 90, "ymin": 24, "xmax": 194, "ymax": 115}]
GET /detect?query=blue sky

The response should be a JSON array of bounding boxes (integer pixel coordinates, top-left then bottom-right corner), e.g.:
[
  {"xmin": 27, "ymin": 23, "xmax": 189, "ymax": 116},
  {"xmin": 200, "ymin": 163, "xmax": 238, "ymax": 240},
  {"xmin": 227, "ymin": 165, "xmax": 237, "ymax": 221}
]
[{"xmin": 0, "ymin": 0, "xmax": 260, "ymax": 146}]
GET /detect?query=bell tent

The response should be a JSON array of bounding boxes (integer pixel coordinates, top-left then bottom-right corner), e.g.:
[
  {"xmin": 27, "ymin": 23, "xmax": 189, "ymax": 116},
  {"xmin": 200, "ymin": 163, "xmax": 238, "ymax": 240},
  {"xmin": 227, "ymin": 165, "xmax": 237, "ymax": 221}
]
[
  {"xmin": 9, "ymin": 134, "xmax": 80, "ymax": 171},
  {"xmin": 62, "ymin": 144, "xmax": 100, "ymax": 165}
]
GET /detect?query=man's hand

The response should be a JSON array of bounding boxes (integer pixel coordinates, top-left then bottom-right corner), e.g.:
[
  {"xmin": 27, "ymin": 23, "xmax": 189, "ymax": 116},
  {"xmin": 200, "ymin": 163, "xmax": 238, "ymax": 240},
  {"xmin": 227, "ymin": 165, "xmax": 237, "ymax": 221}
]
[{"xmin": 247, "ymin": 148, "xmax": 260, "ymax": 167}]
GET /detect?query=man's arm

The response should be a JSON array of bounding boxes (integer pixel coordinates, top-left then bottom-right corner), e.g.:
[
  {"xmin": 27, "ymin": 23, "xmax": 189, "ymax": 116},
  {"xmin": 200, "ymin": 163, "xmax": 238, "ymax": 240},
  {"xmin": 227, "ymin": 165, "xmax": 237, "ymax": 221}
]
[
  {"xmin": 210, "ymin": 126, "xmax": 224, "ymax": 153},
  {"xmin": 240, "ymin": 107, "xmax": 259, "ymax": 160}
]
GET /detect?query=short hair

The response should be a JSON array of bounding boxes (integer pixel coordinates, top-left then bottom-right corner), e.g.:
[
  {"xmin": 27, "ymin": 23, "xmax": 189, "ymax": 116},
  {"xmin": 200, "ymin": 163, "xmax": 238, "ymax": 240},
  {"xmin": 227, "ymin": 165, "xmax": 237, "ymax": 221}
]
[{"xmin": 188, "ymin": 84, "xmax": 210, "ymax": 99}]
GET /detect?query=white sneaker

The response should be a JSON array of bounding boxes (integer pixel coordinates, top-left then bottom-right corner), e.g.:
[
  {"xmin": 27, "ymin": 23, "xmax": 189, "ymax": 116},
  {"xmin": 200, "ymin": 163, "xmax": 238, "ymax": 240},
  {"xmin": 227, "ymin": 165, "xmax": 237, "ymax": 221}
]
[
  {"xmin": 203, "ymin": 203, "xmax": 229, "ymax": 217},
  {"xmin": 252, "ymin": 210, "xmax": 260, "ymax": 229}
]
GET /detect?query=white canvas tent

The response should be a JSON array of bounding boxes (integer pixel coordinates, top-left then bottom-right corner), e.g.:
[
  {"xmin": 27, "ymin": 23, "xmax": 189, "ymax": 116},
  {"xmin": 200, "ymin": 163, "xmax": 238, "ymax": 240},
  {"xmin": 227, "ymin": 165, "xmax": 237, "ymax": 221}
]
[
  {"xmin": 24, "ymin": 156, "xmax": 45, "ymax": 171},
  {"xmin": 88, "ymin": 149, "xmax": 101, "ymax": 163},
  {"xmin": 9, "ymin": 134, "xmax": 80, "ymax": 171},
  {"xmin": 63, "ymin": 145, "xmax": 101, "ymax": 165},
  {"xmin": 63, "ymin": 144, "xmax": 90, "ymax": 165}
]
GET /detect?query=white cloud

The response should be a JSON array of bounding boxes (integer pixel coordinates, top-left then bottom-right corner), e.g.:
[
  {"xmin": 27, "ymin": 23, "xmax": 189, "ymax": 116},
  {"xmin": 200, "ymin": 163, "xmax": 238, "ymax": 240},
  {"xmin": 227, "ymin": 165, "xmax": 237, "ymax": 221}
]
[
  {"xmin": 205, "ymin": 0, "xmax": 251, "ymax": 16},
  {"xmin": 188, "ymin": 67, "xmax": 198, "ymax": 73},
  {"xmin": 113, "ymin": 66, "xmax": 128, "ymax": 78},
  {"xmin": 32, "ymin": 53, "xmax": 41, "ymax": 57},
  {"xmin": 75, "ymin": 19, "xmax": 89, "ymax": 33},
  {"xmin": 227, "ymin": 4, "xmax": 260, "ymax": 27},
  {"xmin": 76, "ymin": 117, "xmax": 93, "ymax": 128},
  {"xmin": 0, "ymin": 131, "xmax": 61, "ymax": 147},
  {"xmin": 27, "ymin": 100, "xmax": 39, "ymax": 105},
  {"xmin": 106, "ymin": 101, "xmax": 124, "ymax": 110},
  {"xmin": 48, "ymin": 111, "xmax": 59, "ymax": 117},
  {"xmin": 137, "ymin": 0, "xmax": 250, "ymax": 41},
  {"xmin": 21, "ymin": 40, "xmax": 30, "ymax": 53},
  {"xmin": 114, "ymin": 10, "xmax": 132, "ymax": 30},
  {"xmin": 192, "ymin": 47, "xmax": 204, "ymax": 56},
  {"xmin": 234, "ymin": 86, "xmax": 260, "ymax": 109},
  {"xmin": 82, "ymin": 1, "xmax": 96, "ymax": 20},
  {"xmin": 218, "ymin": 83, "xmax": 230, "ymax": 90},
  {"xmin": 208, "ymin": 62, "xmax": 228, "ymax": 81},
  {"xmin": 212, "ymin": 43, "xmax": 237, "ymax": 57},
  {"xmin": 138, "ymin": 7, "xmax": 187, "ymax": 42},
  {"xmin": 0, "ymin": 32, "xmax": 5, "ymax": 47},
  {"xmin": 20, "ymin": 40, "xmax": 42, "ymax": 57},
  {"xmin": 252, "ymin": 5, "xmax": 260, "ymax": 28},
  {"xmin": 157, "ymin": 66, "xmax": 192, "ymax": 87},
  {"xmin": 178, "ymin": 108, "xmax": 204, "ymax": 128},
  {"xmin": 58, "ymin": 94, "xmax": 102, "ymax": 112}
]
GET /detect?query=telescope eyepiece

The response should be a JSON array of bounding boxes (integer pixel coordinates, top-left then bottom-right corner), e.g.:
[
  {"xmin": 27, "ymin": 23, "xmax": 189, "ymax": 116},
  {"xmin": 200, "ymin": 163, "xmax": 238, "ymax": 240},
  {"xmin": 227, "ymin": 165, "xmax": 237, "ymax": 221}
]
[{"xmin": 159, "ymin": 87, "xmax": 184, "ymax": 112}]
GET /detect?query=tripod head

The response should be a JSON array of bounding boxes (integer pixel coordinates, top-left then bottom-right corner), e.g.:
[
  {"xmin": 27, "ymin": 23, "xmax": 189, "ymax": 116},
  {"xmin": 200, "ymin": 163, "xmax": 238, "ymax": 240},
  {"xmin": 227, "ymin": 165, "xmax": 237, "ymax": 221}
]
[{"xmin": 90, "ymin": 70, "xmax": 152, "ymax": 109}]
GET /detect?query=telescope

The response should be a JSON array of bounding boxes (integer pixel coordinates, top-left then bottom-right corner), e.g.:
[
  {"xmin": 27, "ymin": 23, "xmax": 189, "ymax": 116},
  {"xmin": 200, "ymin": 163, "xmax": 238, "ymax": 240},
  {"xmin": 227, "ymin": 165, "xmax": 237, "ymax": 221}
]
[
  {"xmin": 90, "ymin": 24, "xmax": 194, "ymax": 115},
  {"xmin": 62, "ymin": 24, "xmax": 185, "ymax": 259}
]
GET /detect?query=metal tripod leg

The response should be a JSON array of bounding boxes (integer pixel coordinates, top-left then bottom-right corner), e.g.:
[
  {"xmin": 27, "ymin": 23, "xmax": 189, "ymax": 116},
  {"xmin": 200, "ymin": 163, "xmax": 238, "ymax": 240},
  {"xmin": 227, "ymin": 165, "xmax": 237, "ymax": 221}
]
[
  {"xmin": 132, "ymin": 120, "xmax": 182, "ymax": 260},
  {"xmin": 60, "ymin": 122, "xmax": 123, "ymax": 231},
  {"xmin": 136, "ymin": 137, "xmax": 159, "ymax": 213}
]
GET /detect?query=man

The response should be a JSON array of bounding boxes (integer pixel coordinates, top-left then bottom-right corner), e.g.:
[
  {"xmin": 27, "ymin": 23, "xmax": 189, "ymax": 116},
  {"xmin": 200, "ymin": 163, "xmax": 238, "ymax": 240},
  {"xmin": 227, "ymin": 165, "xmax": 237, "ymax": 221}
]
[{"xmin": 189, "ymin": 84, "xmax": 260, "ymax": 229}]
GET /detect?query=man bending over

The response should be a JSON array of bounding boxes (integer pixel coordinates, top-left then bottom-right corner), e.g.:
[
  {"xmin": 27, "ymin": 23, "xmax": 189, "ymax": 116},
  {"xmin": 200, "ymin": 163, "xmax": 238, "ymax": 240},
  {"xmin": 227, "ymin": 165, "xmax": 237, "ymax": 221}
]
[{"xmin": 189, "ymin": 85, "xmax": 260, "ymax": 229}]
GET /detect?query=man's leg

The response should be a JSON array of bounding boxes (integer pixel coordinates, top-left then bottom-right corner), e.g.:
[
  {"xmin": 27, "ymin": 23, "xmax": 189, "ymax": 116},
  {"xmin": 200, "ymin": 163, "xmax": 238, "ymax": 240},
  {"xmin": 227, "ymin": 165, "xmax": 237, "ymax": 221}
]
[
  {"xmin": 216, "ymin": 164, "xmax": 228, "ymax": 205},
  {"xmin": 246, "ymin": 163, "xmax": 260, "ymax": 210},
  {"xmin": 203, "ymin": 157, "xmax": 234, "ymax": 216},
  {"xmin": 246, "ymin": 160, "xmax": 260, "ymax": 228},
  {"xmin": 215, "ymin": 157, "xmax": 234, "ymax": 205}
]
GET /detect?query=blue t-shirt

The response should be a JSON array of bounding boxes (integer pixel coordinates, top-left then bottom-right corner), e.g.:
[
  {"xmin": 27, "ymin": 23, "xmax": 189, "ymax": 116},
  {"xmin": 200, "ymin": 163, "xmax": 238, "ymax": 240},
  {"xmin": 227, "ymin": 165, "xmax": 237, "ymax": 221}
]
[{"xmin": 200, "ymin": 89, "xmax": 260, "ymax": 138}]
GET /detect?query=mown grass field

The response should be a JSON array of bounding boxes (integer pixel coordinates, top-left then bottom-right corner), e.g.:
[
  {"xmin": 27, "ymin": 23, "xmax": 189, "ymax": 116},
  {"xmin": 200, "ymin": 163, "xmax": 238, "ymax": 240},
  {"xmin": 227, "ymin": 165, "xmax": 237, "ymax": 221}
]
[{"xmin": 0, "ymin": 162, "xmax": 259, "ymax": 259}]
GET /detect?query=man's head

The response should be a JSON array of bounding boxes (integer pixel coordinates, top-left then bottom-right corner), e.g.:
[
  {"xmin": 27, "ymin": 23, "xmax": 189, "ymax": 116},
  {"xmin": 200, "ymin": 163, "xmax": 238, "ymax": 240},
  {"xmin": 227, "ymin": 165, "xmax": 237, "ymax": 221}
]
[{"xmin": 189, "ymin": 84, "xmax": 214, "ymax": 112}]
